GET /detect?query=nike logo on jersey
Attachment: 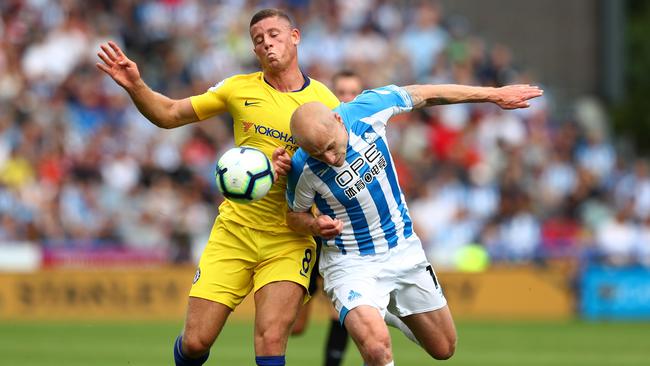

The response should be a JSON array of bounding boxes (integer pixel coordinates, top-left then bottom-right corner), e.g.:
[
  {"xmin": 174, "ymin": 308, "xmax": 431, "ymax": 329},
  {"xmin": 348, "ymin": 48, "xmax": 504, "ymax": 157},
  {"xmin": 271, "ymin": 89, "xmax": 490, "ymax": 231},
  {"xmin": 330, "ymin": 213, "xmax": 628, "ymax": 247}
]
[{"xmin": 244, "ymin": 100, "xmax": 260, "ymax": 106}]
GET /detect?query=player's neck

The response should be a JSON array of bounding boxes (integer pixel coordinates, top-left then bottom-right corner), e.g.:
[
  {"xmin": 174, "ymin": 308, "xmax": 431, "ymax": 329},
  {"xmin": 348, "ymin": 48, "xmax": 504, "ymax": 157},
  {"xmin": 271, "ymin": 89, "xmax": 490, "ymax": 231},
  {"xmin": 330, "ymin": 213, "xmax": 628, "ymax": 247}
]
[{"xmin": 263, "ymin": 64, "xmax": 306, "ymax": 92}]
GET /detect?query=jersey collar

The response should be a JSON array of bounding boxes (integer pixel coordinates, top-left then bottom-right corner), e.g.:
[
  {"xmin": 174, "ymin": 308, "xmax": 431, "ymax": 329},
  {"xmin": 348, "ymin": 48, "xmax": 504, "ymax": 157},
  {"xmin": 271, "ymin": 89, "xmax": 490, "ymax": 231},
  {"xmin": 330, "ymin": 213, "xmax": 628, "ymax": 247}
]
[{"xmin": 262, "ymin": 71, "xmax": 311, "ymax": 92}]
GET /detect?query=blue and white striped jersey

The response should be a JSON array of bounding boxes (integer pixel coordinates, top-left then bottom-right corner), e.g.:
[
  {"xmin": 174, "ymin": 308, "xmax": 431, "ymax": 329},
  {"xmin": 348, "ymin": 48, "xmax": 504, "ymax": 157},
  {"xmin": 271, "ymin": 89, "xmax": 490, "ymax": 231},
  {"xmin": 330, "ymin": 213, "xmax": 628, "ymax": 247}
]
[{"xmin": 287, "ymin": 85, "xmax": 416, "ymax": 256}]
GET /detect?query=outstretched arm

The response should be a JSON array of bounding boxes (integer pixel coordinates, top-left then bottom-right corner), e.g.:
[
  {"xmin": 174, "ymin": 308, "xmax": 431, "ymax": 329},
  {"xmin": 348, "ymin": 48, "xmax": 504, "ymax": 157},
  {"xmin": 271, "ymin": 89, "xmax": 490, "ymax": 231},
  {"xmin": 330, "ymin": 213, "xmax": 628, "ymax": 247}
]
[
  {"xmin": 402, "ymin": 84, "xmax": 543, "ymax": 110},
  {"xmin": 96, "ymin": 41, "xmax": 199, "ymax": 129}
]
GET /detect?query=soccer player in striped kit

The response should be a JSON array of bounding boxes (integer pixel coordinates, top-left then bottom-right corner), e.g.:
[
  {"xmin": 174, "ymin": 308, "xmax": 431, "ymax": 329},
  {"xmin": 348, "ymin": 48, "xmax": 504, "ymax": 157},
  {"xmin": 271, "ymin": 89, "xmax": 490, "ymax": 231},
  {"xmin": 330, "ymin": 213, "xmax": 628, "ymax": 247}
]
[{"xmin": 274, "ymin": 83, "xmax": 543, "ymax": 365}]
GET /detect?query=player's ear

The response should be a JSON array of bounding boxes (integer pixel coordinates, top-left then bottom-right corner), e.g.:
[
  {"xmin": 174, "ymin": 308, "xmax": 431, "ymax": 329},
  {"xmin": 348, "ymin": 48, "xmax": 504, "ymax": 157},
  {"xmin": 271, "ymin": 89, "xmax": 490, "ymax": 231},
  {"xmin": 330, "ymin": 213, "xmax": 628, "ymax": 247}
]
[
  {"xmin": 334, "ymin": 112, "xmax": 343, "ymax": 124},
  {"xmin": 291, "ymin": 28, "xmax": 300, "ymax": 45}
]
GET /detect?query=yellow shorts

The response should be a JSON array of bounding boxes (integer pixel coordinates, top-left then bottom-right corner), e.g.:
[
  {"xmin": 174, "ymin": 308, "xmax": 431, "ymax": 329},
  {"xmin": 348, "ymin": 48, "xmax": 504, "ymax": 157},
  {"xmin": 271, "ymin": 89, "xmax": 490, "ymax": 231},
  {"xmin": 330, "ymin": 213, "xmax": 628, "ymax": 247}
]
[{"xmin": 189, "ymin": 216, "xmax": 317, "ymax": 310}]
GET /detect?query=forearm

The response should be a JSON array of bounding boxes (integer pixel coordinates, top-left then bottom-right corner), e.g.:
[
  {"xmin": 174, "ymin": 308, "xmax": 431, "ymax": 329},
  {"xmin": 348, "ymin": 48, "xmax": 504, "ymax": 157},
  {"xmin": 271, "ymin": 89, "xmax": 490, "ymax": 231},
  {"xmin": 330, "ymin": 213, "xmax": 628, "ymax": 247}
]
[
  {"xmin": 403, "ymin": 84, "xmax": 495, "ymax": 109},
  {"xmin": 127, "ymin": 80, "xmax": 198, "ymax": 129},
  {"xmin": 286, "ymin": 210, "xmax": 317, "ymax": 236}
]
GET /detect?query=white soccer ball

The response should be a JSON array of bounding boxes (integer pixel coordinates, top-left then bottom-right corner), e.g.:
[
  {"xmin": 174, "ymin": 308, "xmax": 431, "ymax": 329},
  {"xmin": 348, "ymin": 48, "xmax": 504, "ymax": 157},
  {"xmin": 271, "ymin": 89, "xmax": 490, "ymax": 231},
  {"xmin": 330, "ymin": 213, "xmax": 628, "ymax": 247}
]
[{"xmin": 215, "ymin": 146, "xmax": 274, "ymax": 204}]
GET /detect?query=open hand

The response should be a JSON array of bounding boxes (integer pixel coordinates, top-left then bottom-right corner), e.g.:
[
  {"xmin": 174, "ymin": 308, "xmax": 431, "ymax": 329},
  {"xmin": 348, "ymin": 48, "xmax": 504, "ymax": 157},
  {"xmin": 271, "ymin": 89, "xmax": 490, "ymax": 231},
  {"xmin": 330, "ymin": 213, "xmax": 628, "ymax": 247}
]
[
  {"xmin": 493, "ymin": 84, "xmax": 543, "ymax": 109},
  {"xmin": 96, "ymin": 41, "xmax": 142, "ymax": 91}
]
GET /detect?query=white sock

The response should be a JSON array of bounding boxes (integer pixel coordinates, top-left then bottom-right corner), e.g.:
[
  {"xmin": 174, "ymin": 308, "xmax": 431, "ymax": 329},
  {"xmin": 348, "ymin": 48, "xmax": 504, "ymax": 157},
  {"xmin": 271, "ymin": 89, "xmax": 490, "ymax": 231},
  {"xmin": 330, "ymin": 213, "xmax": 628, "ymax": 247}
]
[{"xmin": 384, "ymin": 311, "xmax": 420, "ymax": 346}]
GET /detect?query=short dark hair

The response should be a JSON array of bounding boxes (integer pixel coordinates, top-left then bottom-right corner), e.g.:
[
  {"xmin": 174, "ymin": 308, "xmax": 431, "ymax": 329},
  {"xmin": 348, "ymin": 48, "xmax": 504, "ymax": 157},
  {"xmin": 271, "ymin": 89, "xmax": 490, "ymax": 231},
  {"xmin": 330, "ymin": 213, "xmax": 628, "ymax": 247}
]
[
  {"xmin": 250, "ymin": 8, "xmax": 295, "ymax": 28},
  {"xmin": 332, "ymin": 69, "xmax": 362, "ymax": 85}
]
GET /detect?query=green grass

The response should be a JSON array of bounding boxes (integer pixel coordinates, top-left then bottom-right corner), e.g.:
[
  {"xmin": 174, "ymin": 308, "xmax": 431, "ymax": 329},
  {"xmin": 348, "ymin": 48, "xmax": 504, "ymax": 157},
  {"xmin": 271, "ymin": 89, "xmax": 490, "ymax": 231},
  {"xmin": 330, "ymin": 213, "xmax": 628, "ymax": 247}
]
[{"xmin": 1, "ymin": 319, "xmax": 649, "ymax": 365}]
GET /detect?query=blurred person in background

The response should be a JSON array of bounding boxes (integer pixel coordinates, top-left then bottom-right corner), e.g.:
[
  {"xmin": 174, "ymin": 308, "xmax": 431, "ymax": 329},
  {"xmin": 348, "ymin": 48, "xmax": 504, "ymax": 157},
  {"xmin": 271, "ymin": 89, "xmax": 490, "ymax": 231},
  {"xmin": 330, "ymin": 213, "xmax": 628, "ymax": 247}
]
[
  {"xmin": 2, "ymin": 1, "xmax": 647, "ymax": 344},
  {"xmin": 97, "ymin": 8, "xmax": 339, "ymax": 366},
  {"xmin": 291, "ymin": 69, "xmax": 364, "ymax": 366},
  {"xmin": 275, "ymin": 82, "xmax": 543, "ymax": 365}
]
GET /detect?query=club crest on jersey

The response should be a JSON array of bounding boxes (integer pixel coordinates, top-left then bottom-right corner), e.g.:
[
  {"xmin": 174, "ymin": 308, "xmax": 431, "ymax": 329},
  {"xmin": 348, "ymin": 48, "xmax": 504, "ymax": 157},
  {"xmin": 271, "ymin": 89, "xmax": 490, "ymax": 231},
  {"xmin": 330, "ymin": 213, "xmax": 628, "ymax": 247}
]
[{"xmin": 193, "ymin": 267, "xmax": 201, "ymax": 284}]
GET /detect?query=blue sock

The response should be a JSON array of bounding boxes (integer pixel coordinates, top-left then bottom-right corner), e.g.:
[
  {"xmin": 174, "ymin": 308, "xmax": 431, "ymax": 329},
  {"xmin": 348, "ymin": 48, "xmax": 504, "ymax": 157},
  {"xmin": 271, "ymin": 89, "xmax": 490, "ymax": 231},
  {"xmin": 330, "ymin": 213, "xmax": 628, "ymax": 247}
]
[
  {"xmin": 255, "ymin": 355, "xmax": 286, "ymax": 365},
  {"xmin": 174, "ymin": 335, "xmax": 209, "ymax": 366}
]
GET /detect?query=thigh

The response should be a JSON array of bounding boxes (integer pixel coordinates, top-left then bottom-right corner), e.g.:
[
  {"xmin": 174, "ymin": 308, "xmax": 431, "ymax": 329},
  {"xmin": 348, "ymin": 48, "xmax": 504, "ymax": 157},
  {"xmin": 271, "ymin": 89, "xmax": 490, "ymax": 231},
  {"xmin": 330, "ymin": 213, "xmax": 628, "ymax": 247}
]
[
  {"xmin": 254, "ymin": 281, "xmax": 306, "ymax": 354},
  {"xmin": 344, "ymin": 305, "xmax": 389, "ymax": 342},
  {"xmin": 255, "ymin": 281, "xmax": 305, "ymax": 326},
  {"xmin": 400, "ymin": 305, "xmax": 456, "ymax": 357},
  {"xmin": 189, "ymin": 217, "xmax": 256, "ymax": 309},
  {"xmin": 183, "ymin": 296, "xmax": 232, "ymax": 349}
]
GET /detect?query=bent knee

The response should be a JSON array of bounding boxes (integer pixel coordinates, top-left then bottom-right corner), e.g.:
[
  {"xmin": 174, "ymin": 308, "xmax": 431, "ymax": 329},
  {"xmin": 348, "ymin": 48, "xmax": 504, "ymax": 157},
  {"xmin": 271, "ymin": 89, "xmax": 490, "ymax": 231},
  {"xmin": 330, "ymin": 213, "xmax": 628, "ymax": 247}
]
[
  {"xmin": 290, "ymin": 325, "xmax": 306, "ymax": 336},
  {"xmin": 291, "ymin": 319, "xmax": 308, "ymax": 335},
  {"xmin": 359, "ymin": 337, "xmax": 392, "ymax": 363},
  {"xmin": 431, "ymin": 338, "xmax": 456, "ymax": 360},
  {"xmin": 256, "ymin": 327, "xmax": 289, "ymax": 352},
  {"xmin": 182, "ymin": 333, "xmax": 212, "ymax": 357}
]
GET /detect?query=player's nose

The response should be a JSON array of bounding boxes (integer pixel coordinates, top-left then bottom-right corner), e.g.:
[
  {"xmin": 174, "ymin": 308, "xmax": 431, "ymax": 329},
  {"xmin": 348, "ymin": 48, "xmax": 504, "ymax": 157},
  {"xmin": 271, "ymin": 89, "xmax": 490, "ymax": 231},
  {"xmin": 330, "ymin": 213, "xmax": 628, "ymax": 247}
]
[{"xmin": 326, "ymin": 152, "xmax": 342, "ymax": 166}]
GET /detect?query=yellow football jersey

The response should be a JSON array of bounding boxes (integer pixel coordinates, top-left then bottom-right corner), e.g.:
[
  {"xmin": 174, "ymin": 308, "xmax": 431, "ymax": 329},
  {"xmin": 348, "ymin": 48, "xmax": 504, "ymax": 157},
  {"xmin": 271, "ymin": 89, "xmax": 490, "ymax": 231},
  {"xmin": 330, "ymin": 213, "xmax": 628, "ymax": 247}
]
[{"xmin": 190, "ymin": 71, "xmax": 339, "ymax": 233}]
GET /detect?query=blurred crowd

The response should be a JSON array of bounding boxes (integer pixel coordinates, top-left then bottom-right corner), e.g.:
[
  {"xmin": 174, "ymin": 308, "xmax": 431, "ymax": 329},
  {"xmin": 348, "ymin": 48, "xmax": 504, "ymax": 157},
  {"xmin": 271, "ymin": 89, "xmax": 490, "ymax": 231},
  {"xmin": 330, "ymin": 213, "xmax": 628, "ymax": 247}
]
[{"xmin": 1, "ymin": 0, "xmax": 648, "ymax": 268}]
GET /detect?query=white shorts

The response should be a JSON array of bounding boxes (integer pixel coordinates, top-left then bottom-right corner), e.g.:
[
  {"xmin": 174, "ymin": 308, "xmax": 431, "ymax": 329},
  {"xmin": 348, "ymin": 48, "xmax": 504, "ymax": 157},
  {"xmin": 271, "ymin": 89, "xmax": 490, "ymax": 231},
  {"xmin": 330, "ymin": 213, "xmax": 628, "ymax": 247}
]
[{"xmin": 321, "ymin": 236, "xmax": 447, "ymax": 325}]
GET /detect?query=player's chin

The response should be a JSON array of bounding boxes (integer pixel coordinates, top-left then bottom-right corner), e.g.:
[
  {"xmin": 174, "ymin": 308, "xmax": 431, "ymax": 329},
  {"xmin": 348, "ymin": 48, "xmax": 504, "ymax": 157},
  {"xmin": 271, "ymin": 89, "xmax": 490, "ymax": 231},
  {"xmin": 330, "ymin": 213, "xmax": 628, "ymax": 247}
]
[{"xmin": 266, "ymin": 58, "xmax": 281, "ymax": 66}]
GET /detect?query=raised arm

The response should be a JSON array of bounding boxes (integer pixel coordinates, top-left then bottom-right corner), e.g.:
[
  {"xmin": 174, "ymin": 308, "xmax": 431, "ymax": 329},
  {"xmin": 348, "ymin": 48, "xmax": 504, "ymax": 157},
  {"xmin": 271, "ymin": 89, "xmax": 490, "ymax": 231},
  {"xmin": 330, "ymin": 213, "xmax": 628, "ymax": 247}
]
[
  {"xmin": 96, "ymin": 41, "xmax": 199, "ymax": 129},
  {"xmin": 402, "ymin": 84, "xmax": 543, "ymax": 110}
]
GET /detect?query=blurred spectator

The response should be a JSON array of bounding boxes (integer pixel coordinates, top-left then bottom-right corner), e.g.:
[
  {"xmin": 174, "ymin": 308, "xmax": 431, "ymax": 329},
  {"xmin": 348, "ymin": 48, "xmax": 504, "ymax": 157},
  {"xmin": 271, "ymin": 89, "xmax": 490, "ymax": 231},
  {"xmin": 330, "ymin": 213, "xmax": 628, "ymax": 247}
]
[
  {"xmin": 0, "ymin": 0, "xmax": 642, "ymax": 269},
  {"xmin": 595, "ymin": 202, "xmax": 638, "ymax": 266}
]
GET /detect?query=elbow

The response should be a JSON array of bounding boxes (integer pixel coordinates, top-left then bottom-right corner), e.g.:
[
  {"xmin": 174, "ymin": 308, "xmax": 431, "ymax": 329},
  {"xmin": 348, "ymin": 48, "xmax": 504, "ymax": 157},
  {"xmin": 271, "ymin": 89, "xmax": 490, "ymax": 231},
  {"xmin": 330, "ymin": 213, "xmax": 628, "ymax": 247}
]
[
  {"xmin": 157, "ymin": 121, "xmax": 176, "ymax": 130},
  {"xmin": 149, "ymin": 115, "xmax": 182, "ymax": 130}
]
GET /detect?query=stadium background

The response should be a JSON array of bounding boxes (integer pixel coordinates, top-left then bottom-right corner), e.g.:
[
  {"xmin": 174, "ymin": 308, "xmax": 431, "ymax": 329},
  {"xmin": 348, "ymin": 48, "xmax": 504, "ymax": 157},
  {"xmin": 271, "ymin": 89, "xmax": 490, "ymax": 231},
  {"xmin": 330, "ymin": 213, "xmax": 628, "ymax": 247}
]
[{"xmin": 1, "ymin": 0, "xmax": 649, "ymax": 365}]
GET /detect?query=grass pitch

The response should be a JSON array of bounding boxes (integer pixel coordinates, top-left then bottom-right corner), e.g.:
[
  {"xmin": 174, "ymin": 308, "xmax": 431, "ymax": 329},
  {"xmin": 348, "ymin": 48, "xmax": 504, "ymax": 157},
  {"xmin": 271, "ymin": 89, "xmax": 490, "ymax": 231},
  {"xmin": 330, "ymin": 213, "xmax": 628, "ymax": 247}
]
[{"xmin": 1, "ymin": 319, "xmax": 648, "ymax": 365}]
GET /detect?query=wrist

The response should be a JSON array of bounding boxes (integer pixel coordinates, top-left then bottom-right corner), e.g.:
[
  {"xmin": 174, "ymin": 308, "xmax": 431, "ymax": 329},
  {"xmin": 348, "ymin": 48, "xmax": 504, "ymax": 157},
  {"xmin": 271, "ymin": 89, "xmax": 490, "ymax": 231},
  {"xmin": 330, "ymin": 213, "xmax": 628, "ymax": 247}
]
[
  {"xmin": 308, "ymin": 219, "xmax": 319, "ymax": 236},
  {"xmin": 127, "ymin": 78, "xmax": 148, "ymax": 95},
  {"xmin": 487, "ymin": 87, "xmax": 501, "ymax": 104}
]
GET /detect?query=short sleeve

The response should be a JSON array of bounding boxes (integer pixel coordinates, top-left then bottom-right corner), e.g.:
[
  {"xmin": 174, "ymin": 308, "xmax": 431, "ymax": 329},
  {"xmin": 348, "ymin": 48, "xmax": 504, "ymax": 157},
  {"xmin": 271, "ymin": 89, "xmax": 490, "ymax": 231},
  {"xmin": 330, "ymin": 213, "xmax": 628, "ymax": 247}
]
[
  {"xmin": 345, "ymin": 85, "xmax": 413, "ymax": 119},
  {"xmin": 286, "ymin": 150, "xmax": 315, "ymax": 212},
  {"xmin": 190, "ymin": 77, "xmax": 234, "ymax": 120}
]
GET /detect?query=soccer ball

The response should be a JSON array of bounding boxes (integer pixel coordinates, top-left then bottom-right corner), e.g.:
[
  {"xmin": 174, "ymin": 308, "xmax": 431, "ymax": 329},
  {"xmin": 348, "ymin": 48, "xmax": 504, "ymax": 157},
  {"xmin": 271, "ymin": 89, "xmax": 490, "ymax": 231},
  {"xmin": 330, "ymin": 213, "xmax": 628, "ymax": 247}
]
[{"xmin": 215, "ymin": 146, "xmax": 274, "ymax": 204}]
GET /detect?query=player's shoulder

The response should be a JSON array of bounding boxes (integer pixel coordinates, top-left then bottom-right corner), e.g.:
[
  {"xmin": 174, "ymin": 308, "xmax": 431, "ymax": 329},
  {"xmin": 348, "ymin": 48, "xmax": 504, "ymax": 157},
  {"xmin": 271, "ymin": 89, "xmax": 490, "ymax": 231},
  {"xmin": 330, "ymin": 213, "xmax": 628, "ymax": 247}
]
[
  {"xmin": 306, "ymin": 77, "xmax": 330, "ymax": 91},
  {"xmin": 344, "ymin": 85, "xmax": 412, "ymax": 115},
  {"xmin": 290, "ymin": 149, "xmax": 310, "ymax": 174},
  {"xmin": 357, "ymin": 85, "xmax": 410, "ymax": 101},
  {"xmin": 213, "ymin": 72, "xmax": 262, "ymax": 89},
  {"xmin": 305, "ymin": 77, "xmax": 339, "ymax": 108}
]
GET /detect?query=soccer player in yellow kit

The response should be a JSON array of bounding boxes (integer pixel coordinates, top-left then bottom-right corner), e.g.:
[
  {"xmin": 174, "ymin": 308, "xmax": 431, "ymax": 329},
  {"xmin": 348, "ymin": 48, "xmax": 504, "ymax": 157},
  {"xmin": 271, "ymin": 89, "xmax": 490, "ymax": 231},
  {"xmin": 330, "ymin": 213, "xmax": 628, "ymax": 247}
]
[{"xmin": 96, "ymin": 9, "xmax": 338, "ymax": 366}]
